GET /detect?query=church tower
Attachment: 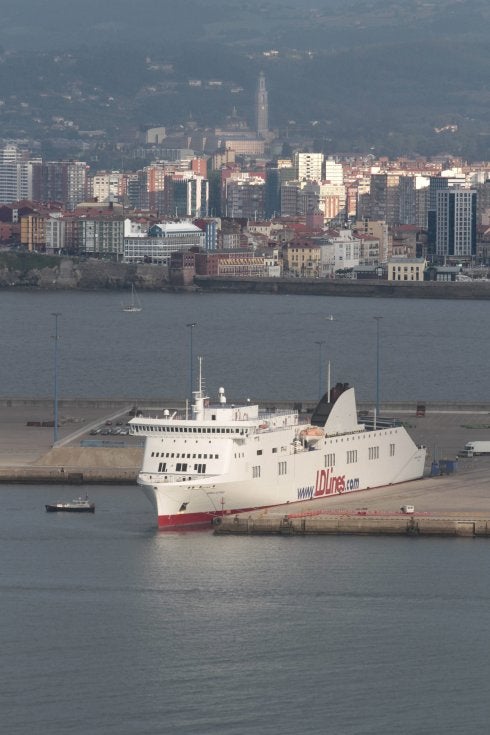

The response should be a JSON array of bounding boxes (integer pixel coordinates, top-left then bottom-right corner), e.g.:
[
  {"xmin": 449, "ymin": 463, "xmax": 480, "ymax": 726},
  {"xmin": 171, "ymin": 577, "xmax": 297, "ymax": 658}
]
[{"xmin": 255, "ymin": 71, "xmax": 269, "ymax": 138}]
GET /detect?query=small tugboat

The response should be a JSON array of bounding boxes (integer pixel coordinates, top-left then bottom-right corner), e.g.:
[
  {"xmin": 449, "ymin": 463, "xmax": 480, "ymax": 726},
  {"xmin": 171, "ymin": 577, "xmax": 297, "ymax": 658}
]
[{"xmin": 45, "ymin": 496, "xmax": 95, "ymax": 513}]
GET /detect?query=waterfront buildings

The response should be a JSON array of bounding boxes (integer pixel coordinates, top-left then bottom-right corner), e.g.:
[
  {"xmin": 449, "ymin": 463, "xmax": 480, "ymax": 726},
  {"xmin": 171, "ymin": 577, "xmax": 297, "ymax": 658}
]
[
  {"xmin": 387, "ymin": 257, "xmax": 427, "ymax": 281},
  {"xmin": 124, "ymin": 222, "xmax": 205, "ymax": 265},
  {"xmin": 283, "ymin": 241, "xmax": 321, "ymax": 277}
]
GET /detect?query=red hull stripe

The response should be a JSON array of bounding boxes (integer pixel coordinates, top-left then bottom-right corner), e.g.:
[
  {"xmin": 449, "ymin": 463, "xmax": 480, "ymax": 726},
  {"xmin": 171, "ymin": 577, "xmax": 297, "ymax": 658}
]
[
  {"xmin": 158, "ymin": 507, "xmax": 256, "ymax": 529},
  {"xmin": 156, "ymin": 487, "xmax": 381, "ymax": 529}
]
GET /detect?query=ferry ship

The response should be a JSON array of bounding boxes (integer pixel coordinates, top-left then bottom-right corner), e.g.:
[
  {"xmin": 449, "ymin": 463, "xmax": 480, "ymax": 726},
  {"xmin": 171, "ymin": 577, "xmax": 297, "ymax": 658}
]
[{"xmin": 130, "ymin": 361, "xmax": 426, "ymax": 529}]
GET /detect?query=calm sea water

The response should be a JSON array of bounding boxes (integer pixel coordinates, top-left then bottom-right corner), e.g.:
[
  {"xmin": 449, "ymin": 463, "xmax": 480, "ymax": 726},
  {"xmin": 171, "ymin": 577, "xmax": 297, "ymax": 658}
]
[
  {"xmin": 2, "ymin": 291, "xmax": 490, "ymax": 733},
  {"xmin": 0, "ymin": 289, "xmax": 488, "ymax": 402},
  {"xmin": 2, "ymin": 484, "xmax": 490, "ymax": 735}
]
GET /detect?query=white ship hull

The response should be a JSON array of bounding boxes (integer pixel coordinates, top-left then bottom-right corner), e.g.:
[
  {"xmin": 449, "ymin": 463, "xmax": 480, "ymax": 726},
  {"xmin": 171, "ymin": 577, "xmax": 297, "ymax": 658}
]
[{"xmin": 131, "ymin": 379, "xmax": 427, "ymax": 530}]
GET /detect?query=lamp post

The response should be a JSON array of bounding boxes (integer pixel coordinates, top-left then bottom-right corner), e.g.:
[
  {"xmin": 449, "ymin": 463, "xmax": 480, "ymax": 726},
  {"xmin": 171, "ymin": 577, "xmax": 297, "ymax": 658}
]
[
  {"xmin": 324, "ymin": 315, "xmax": 336, "ymax": 400},
  {"xmin": 314, "ymin": 341, "xmax": 325, "ymax": 399},
  {"xmin": 52, "ymin": 312, "xmax": 61, "ymax": 444},
  {"xmin": 186, "ymin": 322, "xmax": 197, "ymax": 402},
  {"xmin": 374, "ymin": 316, "xmax": 382, "ymax": 424}
]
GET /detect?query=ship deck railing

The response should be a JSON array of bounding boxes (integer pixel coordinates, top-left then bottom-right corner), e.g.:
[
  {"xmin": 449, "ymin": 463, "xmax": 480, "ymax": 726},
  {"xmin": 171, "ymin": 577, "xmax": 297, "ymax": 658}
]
[{"xmin": 132, "ymin": 407, "xmax": 298, "ymax": 424}]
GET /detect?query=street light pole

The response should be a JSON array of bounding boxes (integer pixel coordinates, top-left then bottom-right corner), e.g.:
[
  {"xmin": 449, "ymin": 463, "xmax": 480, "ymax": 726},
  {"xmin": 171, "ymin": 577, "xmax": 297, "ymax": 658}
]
[
  {"xmin": 325, "ymin": 315, "xmax": 335, "ymax": 401},
  {"xmin": 374, "ymin": 316, "xmax": 382, "ymax": 425},
  {"xmin": 52, "ymin": 312, "xmax": 61, "ymax": 445},
  {"xmin": 314, "ymin": 340, "xmax": 325, "ymax": 399},
  {"xmin": 186, "ymin": 322, "xmax": 197, "ymax": 402}
]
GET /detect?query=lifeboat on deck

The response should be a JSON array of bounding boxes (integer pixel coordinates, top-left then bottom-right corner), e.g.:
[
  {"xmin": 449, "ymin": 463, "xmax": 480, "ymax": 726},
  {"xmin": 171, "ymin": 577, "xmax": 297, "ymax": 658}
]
[{"xmin": 299, "ymin": 426, "xmax": 324, "ymax": 444}]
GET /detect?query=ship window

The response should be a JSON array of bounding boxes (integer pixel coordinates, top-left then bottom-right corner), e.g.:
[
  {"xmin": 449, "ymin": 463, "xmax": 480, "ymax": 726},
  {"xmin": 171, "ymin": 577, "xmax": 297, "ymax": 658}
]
[
  {"xmin": 158, "ymin": 462, "xmax": 167, "ymax": 472},
  {"xmin": 257, "ymin": 450, "xmax": 262, "ymax": 455},
  {"xmin": 272, "ymin": 447, "xmax": 277, "ymax": 453},
  {"xmin": 390, "ymin": 443, "xmax": 396, "ymax": 456},
  {"xmin": 347, "ymin": 450, "xmax": 358, "ymax": 464},
  {"xmin": 212, "ymin": 415, "xmax": 216, "ymax": 420},
  {"xmin": 198, "ymin": 454, "xmax": 202, "ymax": 459},
  {"xmin": 252, "ymin": 465, "xmax": 261, "ymax": 478},
  {"xmin": 179, "ymin": 502, "xmax": 188, "ymax": 511},
  {"xmin": 278, "ymin": 461, "xmax": 287, "ymax": 475},
  {"xmin": 151, "ymin": 452, "xmax": 155, "ymax": 457},
  {"xmin": 171, "ymin": 453, "xmax": 175, "ymax": 458},
  {"xmin": 368, "ymin": 446, "xmax": 379, "ymax": 460},
  {"xmin": 325, "ymin": 453, "xmax": 335, "ymax": 467}
]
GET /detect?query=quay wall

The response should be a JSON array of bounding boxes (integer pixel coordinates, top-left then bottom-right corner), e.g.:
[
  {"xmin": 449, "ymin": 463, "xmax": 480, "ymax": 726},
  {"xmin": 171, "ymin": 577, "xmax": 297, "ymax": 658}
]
[
  {"xmin": 194, "ymin": 276, "xmax": 490, "ymax": 300},
  {"xmin": 0, "ymin": 466, "xmax": 138, "ymax": 484},
  {"xmin": 214, "ymin": 515, "xmax": 490, "ymax": 538}
]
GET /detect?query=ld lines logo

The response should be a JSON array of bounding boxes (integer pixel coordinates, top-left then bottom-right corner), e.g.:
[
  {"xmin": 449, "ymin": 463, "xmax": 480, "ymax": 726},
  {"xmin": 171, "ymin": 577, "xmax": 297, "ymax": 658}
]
[{"xmin": 296, "ymin": 469, "xmax": 360, "ymax": 500}]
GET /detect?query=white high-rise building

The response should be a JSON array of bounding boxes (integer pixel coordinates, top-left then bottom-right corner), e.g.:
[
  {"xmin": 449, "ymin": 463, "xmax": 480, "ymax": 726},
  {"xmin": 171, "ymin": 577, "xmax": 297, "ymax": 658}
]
[
  {"xmin": 324, "ymin": 158, "xmax": 344, "ymax": 186},
  {"xmin": 294, "ymin": 152, "xmax": 323, "ymax": 182},
  {"xmin": 91, "ymin": 171, "xmax": 125, "ymax": 203},
  {"xmin": 0, "ymin": 144, "xmax": 41, "ymax": 204}
]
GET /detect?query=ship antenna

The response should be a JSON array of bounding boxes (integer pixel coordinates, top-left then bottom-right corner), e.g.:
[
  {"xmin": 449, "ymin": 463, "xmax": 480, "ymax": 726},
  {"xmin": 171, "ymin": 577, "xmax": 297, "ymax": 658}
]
[
  {"xmin": 198, "ymin": 356, "xmax": 203, "ymax": 394},
  {"xmin": 192, "ymin": 356, "xmax": 206, "ymax": 420}
]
